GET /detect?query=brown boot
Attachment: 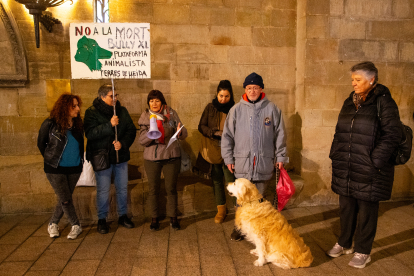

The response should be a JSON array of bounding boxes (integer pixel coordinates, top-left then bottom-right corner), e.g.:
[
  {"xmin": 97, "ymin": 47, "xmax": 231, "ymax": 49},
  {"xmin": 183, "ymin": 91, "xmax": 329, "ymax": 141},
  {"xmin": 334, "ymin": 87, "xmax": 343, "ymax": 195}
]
[{"xmin": 214, "ymin": 205, "xmax": 227, "ymax": 224}]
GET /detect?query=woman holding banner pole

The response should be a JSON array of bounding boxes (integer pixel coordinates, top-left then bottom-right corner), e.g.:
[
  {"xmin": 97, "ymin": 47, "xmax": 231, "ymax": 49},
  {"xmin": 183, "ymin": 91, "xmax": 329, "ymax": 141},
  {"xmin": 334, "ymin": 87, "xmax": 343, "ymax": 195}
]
[
  {"xmin": 138, "ymin": 90, "xmax": 188, "ymax": 231},
  {"xmin": 84, "ymin": 84, "xmax": 137, "ymax": 234}
]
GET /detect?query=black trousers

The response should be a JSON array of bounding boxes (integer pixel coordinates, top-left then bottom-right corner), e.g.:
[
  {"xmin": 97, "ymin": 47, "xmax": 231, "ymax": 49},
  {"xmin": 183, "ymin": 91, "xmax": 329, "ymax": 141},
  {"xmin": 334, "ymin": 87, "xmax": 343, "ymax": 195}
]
[
  {"xmin": 144, "ymin": 158, "xmax": 181, "ymax": 218},
  {"xmin": 338, "ymin": 195, "xmax": 379, "ymax": 254}
]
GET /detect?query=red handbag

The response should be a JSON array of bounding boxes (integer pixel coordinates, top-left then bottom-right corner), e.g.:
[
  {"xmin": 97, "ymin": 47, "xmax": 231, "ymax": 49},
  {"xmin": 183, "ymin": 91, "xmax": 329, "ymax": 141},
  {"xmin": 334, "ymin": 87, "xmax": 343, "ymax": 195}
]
[{"xmin": 276, "ymin": 167, "xmax": 296, "ymax": 211}]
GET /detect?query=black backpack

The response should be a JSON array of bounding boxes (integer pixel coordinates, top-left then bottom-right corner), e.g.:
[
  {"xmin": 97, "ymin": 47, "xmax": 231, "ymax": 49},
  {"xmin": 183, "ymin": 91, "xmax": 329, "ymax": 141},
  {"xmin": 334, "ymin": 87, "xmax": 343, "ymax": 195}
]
[{"xmin": 377, "ymin": 96, "xmax": 413, "ymax": 165}]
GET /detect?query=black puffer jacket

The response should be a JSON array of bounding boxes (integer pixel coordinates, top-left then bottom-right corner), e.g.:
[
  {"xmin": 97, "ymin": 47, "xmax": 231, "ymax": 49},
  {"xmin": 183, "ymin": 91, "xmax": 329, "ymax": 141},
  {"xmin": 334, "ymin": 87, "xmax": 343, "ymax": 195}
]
[
  {"xmin": 84, "ymin": 98, "xmax": 137, "ymax": 164},
  {"xmin": 329, "ymin": 84, "xmax": 402, "ymax": 202}
]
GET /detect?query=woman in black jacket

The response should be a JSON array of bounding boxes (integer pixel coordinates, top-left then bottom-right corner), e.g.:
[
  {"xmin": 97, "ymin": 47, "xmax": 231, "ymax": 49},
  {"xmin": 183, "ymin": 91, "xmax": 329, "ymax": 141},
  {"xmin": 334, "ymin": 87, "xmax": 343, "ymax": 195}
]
[
  {"xmin": 84, "ymin": 84, "xmax": 137, "ymax": 234},
  {"xmin": 327, "ymin": 62, "xmax": 402, "ymax": 268},
  {"xmin": 37, "ymin": 94, "xmax": 84, "ymax": 240},
  {"xmin": 197, "ymin": 80, "xmax": 235, "ymax": 224}
]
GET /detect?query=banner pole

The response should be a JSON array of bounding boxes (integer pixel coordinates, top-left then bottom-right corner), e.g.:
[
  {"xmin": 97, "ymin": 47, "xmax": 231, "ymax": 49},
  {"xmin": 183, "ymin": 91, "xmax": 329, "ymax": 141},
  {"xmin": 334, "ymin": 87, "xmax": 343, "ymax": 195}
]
[{"xmin": 111, "ymin": 78, "xmax": 119, "ymax": 163}]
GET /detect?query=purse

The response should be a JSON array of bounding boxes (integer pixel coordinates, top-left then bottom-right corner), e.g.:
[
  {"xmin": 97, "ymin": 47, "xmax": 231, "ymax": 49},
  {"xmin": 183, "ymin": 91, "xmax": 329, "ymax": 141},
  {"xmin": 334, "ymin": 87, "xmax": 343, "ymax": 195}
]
[
  {"xmin": 77, "ymin": 153, "xmax": 97, "ymax": 186},
  {"xmin": 90, "ymin": 148, "xmax": 110, "ymax": 172}
]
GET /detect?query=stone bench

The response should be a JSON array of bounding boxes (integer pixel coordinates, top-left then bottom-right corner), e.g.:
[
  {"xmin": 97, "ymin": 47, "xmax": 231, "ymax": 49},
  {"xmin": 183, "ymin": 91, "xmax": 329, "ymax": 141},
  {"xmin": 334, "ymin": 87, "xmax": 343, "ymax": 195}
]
[{"xmin": 72, "ymin": 172, "xmax": 305, "ymax": 221}]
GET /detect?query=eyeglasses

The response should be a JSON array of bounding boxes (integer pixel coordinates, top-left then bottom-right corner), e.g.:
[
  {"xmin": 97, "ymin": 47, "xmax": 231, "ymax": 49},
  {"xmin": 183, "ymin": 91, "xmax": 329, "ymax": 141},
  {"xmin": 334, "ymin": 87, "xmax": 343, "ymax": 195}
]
[
  {"xmin": 246, "ymin": 87, "xmax": 262, "ymax": 92},
  {"xmin": 106, "ymin": 94, "xmax": 119, "ymax": 99}
]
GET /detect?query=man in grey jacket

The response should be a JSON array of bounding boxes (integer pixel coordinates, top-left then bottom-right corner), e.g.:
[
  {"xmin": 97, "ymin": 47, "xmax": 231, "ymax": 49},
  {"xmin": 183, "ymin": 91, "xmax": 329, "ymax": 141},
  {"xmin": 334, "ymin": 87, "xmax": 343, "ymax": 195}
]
[{"xmin": 221, "ymin": 72, "xmax": 289, "ymax": 241}]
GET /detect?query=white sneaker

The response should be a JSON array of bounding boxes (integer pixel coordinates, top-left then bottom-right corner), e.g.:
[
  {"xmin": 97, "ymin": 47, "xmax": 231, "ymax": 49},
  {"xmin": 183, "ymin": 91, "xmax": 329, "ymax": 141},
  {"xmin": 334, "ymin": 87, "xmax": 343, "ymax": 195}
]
[
  {"xmin": 327, "ymin": 242, "xmax": 354, "ymax": 257},
  {"xmin": 348, "ymin": 252, "xmax": 371, "ymax": 268},
  {"xmin": 48, "ymin": 223, "xmax": 60, "ymax": 238},
  {"xmin": 67, "ymin": 225, "xmax": 82, "ymax": 240}
]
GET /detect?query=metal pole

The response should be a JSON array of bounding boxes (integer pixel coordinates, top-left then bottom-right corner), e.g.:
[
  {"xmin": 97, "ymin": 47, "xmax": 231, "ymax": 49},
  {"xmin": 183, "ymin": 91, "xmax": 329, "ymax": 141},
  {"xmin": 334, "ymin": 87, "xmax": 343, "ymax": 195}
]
[{"xmin": 111, "ymin": 78, "xmax": 119, "ymax": 163}]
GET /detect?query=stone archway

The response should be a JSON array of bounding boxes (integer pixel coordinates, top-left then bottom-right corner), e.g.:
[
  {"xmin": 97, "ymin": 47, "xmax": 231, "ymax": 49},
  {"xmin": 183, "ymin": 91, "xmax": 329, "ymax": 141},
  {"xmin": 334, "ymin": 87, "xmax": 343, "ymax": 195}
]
[{"xmin": 0, "ymin": 1, "xmax": 28, "ymax": 87}]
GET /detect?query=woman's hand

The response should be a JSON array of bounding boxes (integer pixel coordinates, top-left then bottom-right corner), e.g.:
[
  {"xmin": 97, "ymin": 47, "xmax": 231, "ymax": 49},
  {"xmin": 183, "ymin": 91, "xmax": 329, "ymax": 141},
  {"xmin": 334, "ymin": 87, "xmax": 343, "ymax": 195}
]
[
  {"xmin": 177, "ymin": 122, "xmax": 182, "ymax": 138},
  {"xmin": 113, "ymin": 141, "xmax": 122, "ymax": 150},
  {"xmin": 214, "ymin": 130, "xmax": 223, "ymax": 136},
  {"xmin": 275, "ymin": 162, "xmax": 284, "ymax": 169},
  {"xmin": 227, "ymin": 164, "xmax": 235, "ymax": 173},
  {"xmin": 111, "ymin": 115, "xmax": 119, "ymax": 127}
]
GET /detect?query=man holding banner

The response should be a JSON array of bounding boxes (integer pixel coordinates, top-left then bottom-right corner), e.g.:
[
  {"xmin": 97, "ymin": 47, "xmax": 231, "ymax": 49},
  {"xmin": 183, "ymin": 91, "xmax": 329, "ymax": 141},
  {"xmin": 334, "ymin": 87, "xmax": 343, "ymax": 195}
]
[{"xmin": 84, "ymin": 84, "xmax": 137, "ymax": 234}]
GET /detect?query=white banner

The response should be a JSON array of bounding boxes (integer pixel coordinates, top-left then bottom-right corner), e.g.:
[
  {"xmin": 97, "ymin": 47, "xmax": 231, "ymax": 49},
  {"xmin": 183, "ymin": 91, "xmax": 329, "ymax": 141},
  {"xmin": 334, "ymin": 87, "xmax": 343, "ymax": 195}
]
[{"xmin": 70, "ymin": 23, "xmax": 150, "ymax": 79}]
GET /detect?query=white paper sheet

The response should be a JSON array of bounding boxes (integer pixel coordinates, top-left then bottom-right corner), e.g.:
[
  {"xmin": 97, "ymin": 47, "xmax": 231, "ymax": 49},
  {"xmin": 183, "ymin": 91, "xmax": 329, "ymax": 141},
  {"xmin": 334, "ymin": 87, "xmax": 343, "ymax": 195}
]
[{"xmin": 166, "ymin": 125, "xmax": 184, "ymax": 149}]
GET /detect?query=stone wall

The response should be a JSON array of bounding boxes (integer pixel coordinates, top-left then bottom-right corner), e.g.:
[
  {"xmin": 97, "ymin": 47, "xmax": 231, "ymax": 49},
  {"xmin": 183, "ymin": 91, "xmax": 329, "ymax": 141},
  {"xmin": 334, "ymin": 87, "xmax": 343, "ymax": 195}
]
[
  {"xmin": 0, "ymin": 0, "xmax": 297, "ymax": 213},
  {"xmin": 0, "ymin": 0, "xmax": 413, "ymax": 214},
  {"xmin": 295, "ymin": 0, "xmax": 414, "ymax": 205}
]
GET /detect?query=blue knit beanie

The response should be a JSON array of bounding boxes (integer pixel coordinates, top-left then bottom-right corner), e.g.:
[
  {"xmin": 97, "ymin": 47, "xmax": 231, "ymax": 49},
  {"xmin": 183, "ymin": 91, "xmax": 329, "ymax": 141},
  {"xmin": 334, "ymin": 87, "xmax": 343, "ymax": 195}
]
[{"xmin": 243, "ymin": 72, "xmax": 264, "ymax": 89}]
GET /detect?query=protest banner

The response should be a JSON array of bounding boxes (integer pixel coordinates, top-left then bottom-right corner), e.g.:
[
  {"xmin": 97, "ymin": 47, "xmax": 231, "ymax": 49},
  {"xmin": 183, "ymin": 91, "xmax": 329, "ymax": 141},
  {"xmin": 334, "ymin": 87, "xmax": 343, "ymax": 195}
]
[{"xmin": 70, "ymin": 23, "xmax": 150, "ymax": 79}]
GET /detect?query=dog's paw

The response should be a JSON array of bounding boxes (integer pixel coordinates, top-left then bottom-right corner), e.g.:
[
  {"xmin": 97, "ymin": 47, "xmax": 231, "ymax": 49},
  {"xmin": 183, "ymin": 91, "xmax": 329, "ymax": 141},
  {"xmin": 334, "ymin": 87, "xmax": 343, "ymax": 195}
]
[
  {"xmin": 250, "ymin": 249, "xmax": 258, "ymax": 256},
  {"xmin": 254, "ymin": 259, "xmax": 265, "ymax": 266}
]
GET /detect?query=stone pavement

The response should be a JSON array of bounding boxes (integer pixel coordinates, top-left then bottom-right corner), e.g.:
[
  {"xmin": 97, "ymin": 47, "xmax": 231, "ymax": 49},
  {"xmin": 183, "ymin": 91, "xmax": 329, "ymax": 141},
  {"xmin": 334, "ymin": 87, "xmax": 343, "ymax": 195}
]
[{"xmin": 0, "ymin": 190, "xmax": 414, "ymax": 275}]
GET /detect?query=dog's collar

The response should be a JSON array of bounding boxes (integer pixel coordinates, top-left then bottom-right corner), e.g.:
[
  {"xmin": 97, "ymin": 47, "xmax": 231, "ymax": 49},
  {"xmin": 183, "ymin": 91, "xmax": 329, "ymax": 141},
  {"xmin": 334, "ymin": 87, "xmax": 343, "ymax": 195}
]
[{"xmin": 236, "ymin": 198, "xmax": 264, "ymax": 208}]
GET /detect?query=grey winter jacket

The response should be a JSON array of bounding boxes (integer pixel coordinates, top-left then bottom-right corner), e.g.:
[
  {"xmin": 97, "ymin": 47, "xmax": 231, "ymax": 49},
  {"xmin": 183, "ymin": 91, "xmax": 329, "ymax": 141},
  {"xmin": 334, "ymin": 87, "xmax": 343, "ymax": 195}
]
[{"xmin": 221, "ymin": 94, "xmax": 288, "ymax": 181}]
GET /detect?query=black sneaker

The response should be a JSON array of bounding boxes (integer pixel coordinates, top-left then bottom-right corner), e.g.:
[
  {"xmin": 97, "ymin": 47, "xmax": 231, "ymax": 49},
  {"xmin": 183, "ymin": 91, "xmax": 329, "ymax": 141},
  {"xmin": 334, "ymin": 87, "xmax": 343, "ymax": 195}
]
[
  {"xmin": 230, "ymin": 227, "xmax": 244, "ymax": 241},
  {"xmin": 150, "ymin": 218, "xmax": 160, "ymax": 231},
  {"xmin": 118, "ymin": 214, "xmax": 135, "ymax": 229},
  {"xmin": 170, "ymin": 217, "xmax": 180, "ymax": 230},
  {"xmin": 97, "ymin": 218, "xmax": 109, "ymax": 234}
]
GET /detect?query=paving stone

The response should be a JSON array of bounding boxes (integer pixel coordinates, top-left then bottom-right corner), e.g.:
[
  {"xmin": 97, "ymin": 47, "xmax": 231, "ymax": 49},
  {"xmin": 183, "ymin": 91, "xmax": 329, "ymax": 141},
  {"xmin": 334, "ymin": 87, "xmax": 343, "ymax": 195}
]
[
  {"xmin": 111, "ymin": 221, "xmax": 144, "ymax": 243},
  {"xmin": 131, "ymin": 257, "xmax": 167, "ymax": 276},
  {"xmin": 167, "ymin": 239, "xmax": 200, "ymax": 267},
  {"xmin": 70, "ymin": 229, "xmax": 115, "ymax": 260},
  {"xmin": 0, "ymin": 214, "xmax": 29, "ymax": 224},
  {"xmin": 200, "ymin": 254, "xmax": 237, "ymax": 276},
  {"xmin": 169, "ymin": 217, "xmax": 197, "ymax": 241},
  {"xmin": 24, "ymin": 271, "xmax": 60, "ymax": 276},
  {"xmin": 60, "ymin": 260, "xmax": 100, "ymax": 276},
  {"xmin": 166, "ymin": 265, "xmax": 201, "ymax": 276},
  {"xmin": 195, "ymin": 216, "xmax": 224, "ymax": 232},
  {"xmin": 95, "ymin": 242, "xmax": 140, "ymax": 275},
  {"xmin": 0, "ymin": 225, "xmax": 40, "ymax": 245},
  {"xmin": 6, "ymin": 237, "xmax": 53, "ymax": 262},
  {"xmin": 233, "ymin": 260, "xmax": 274, "ymax": 276},
  {"xmin": 18, "ymin": 214, "xmax": 51, "ymax": 226},
  {"xmin": 0, "ymin": 244, "xmax": 18, "ymax": 263},
  {"xmin": 136, "ymin": 229, "xmax": 169, "ymax": 258},
  {"xmin": 198, "ymin": 231, "xmax": 231, "ymax": 256},
  {"xmin": 0, "ymin": 261, "xmax": 33, "ymax": 276},
  {"xmin": 304, "ymin": 241, "xmax": 344, "ymax": 274},
  {"xmin": 1, "ymin": 202, "xmax": 414, "ymax": 275},
  {"xmin": 30, "ymin": 243, "xmax": 79, "ymax": 271}
]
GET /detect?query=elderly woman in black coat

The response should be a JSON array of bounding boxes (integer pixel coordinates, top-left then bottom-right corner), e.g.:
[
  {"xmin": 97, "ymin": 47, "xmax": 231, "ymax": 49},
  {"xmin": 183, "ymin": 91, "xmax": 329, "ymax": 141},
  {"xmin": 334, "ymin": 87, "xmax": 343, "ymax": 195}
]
[{"xmin": 327, "ymin": 62, "xmax": 402, "ymax": 268}]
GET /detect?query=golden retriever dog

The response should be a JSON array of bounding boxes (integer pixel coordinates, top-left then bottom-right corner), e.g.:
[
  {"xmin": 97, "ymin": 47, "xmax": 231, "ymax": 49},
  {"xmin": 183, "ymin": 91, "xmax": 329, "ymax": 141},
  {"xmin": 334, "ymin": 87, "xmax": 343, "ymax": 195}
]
[{"xmin": 227, "ymin": 178, "xmax": 313, "ymax": 269}]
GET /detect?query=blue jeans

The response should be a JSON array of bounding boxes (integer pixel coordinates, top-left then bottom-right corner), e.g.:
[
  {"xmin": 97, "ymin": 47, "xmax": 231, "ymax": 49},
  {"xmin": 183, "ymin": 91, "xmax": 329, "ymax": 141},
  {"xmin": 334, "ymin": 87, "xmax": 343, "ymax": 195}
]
[{"xmin": 95, "ymin": 162, "xmax": 128, "ymax": 219}]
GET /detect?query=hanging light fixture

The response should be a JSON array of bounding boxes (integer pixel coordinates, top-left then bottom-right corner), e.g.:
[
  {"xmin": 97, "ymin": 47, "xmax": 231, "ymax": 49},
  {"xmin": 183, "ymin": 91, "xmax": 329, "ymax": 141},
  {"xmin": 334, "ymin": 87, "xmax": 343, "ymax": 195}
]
[{"xmin": 14, "ymin": 0, "xmax": 73, "ymax": 48}]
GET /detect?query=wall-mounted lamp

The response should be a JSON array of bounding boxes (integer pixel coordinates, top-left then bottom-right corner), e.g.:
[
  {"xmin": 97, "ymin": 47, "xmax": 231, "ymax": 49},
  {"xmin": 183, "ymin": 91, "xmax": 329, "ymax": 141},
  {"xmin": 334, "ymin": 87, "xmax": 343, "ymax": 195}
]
[{"xmin": 14, "ymin": 0, "xmax": 73, "ymax": 48}]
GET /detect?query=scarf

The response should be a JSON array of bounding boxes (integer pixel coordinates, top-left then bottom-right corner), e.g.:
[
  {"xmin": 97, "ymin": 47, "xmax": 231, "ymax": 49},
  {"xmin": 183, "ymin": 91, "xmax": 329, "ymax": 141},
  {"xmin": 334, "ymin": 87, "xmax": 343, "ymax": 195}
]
[
  {"xmin": 243, "ymin": 93, "xmax": 265, "ymax": 104},
  {"xmin": 93, "ymin": 97, "xmax": 121, "ymax": 117},
  {"xmin": 212, "ymin": 97, "xmax": 235, "ymax": 114},
  {"xmin": 352, "ymin": 85, "xmax": 376, "ymax": 110}
]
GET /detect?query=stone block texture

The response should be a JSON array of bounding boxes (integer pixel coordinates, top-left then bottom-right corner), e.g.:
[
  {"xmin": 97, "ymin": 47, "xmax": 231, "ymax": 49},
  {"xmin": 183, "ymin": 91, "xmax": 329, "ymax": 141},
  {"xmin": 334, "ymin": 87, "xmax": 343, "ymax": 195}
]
[
  {"xmin": 0, "ymin": 0, "xmax": 413, "ymax": 214},
  {"xmin": 297, "ymin": 0, "xmax": 414, "ymax": 203}
]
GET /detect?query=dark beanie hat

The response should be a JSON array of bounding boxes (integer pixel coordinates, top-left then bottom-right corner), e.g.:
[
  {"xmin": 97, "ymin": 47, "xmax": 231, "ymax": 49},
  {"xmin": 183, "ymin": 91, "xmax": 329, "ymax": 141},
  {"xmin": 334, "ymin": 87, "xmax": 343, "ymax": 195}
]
[{"xmin": 243, "ymin": 72, "xmax": 264, "ymax": 89}]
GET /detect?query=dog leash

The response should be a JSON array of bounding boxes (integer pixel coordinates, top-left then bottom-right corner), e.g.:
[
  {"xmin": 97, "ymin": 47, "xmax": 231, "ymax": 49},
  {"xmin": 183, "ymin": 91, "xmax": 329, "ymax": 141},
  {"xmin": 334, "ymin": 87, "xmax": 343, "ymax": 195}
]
[{"xmin": 273, "ymin": 166, "xmax": 280, "ymax": 207}]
